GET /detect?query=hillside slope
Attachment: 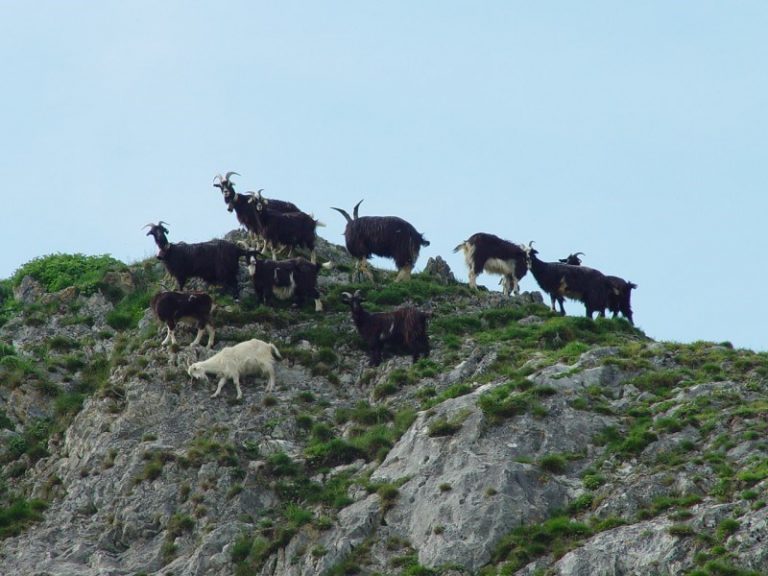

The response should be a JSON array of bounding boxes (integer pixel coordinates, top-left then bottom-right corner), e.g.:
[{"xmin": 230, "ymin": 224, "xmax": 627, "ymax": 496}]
[{"xmin": 1, "ymin": 239, "xmax": 768, "ymax": 576}]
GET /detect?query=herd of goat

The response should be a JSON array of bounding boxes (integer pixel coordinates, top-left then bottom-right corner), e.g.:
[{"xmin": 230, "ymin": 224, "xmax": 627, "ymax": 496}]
[{"xmin": 143, "ymin": 172, "xmax": 636, "ymax": 399}]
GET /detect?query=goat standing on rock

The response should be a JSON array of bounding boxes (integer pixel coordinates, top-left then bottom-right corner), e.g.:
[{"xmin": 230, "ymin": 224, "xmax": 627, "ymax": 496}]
[
  {"xmin": 247, "ymin": 255, "xmax": 325, "ymax": 312},
  {"xmin": 560, "ymin": 252, "xmax": 638, "ymax": 325},
  {"xmin": 144, "ymin": 221, "xmax": 256, "ymax": 298},
  {"xmin": 453, "ymin": 232, "xmax": 529, "ymax": 297},
  {"xmin": 332, "ymin": 200, "xmax": 430, "ymax": 282},
  {"xmin": 187, "ymin": 339, "xmax": 283, "ymax": 399},
  {"xmin": 342, "ymin": 290, "xmax": 430, "ymax": 366},
  {"xmin": 527, "ymin": 242, "xmax": 610, "ymax": 319},
  {"xmin": 151, "ymin": 291, "xmax": 215, "ymax": 348}
]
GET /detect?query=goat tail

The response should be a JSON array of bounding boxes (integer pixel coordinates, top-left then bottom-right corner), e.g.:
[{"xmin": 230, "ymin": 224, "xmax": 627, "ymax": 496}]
[
  {"xmin": 420, "ymin": 236, "xmax": 430, "ymax": 247},
  {"xmin": 452, "ymin": 241, "xmax": 467, "ymax": 254},
  {"xmin": 271, "ymin": 344, "xmax": 283, "ymax": 362},
  {"xmin": 628, "ymin": 282, "xmax": 638, "ymax": 290}
]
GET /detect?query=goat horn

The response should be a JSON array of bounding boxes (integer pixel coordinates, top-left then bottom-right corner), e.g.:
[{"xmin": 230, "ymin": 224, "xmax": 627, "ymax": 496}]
[
  {"xmin": 224, "ymin": 171, "xmax": 240, "ymax": 180},
  {"xmin": 574, "ymin": 252, "xmax": 585, "ymax": 257},
  {"xmin": 331, "ymin": 207, "xmax": 352, "ymax": 223},
  {"xmin": 142, "ymin": 223, "xmax": 155, "ymax": 230},
  {"xmin": 213, "ymin": 174, "xmax": 223, "ymax": 184},
  {"xmin": 353, "ymin": 199, "xmax": 364, "ymax": 220},
  {"xmin": 353, "ymin": 289, "xmax": 362, "ymax": 298},
  {"xmin": 528, "ymin": 241, "xmax": 535, "ymax": 249}
]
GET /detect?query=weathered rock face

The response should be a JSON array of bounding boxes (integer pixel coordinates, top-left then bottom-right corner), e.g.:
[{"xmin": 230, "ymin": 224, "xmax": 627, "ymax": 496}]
[{"xmin": 3, "ymin": 248, "xmax": 768, "ymax": 576}]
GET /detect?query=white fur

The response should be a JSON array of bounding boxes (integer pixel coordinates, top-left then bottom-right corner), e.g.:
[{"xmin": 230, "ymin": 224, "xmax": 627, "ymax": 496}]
[{"xmin": 187, "ymin": 338, "xmax": 282, "ymax": 400}]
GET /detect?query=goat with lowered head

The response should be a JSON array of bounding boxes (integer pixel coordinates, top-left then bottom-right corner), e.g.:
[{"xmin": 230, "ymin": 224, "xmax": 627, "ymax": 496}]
[
  {"xmin": 144, "ymin": 221, "xmax": 256, "ymax": 298},
  {"xmin": 560, "ymin": 252, "xmax": 638, "ymax": 325},
  {"xmin": 332, "ymin": 200, "xmax": 430, "ymax": 282},
  {"xmin": 527, "ymin": 242, "xmax": 610, "ymax": 319},
  {"xmin": 342, "ymin": 290, "xmax": 430, "ymax": 366},
  {"xmin": 453, "ymin": 232, "xmax": 529, "ymax": 296},
  {"xmin": 247, "ymin": 255, "xmax": 325, "ymax": 311},
  {"xmin": 187, "ymin": 338, "xmax": 283, "ymax": 399},
  {"xmin": 151, "ymin": 291, "xmax": 215, "ymax": 348},
  {"xmin": 248, "ymin": 194, "xmax": 320, "ymax": 263}
]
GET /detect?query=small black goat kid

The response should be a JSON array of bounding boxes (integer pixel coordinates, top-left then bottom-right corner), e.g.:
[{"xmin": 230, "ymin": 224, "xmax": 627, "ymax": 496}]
[
  {"xmin": 527, "ymin": 243, "xmax": 610, "ymax": 319},
  {"xmin": 341, "ymin": 290, "xmax": 430, "ymax": 366},
  {"xmin": 559, "ymin": 252, "xmax": 637, "ymax": 325},
  {"xmin": 247, "ymin": 255, "xmax": 324, "ymax": 311},
  {"xmin": 144, "ymin": 222, "xmax": 255, "ymax": 298},
  {"xmin": 453, "ymin": 232, "xmax": 529, "ymax": 296},
  {"xmin": 331, "ymin": 200, "xmax": 430, "ymax": 282},
  {"xmin": 151, "ymin": 291, "xmax": 215, "ymax": 348}
]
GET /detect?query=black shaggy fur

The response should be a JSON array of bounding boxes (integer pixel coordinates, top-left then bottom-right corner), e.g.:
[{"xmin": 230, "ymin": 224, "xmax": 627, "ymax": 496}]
[
  {"xmin": 559, "ymin": 252, "xmax": 637, "ymax": 325},
  {"xmin": 247, "ymin": 255, "xmax": 323, "ymax": 310},
  {"xmin": 150, "ymin": 291, "xmax": 215, "ymax": 347},
  {"xmin": 145, "ymin": 222, "xmax": 255, "ymax": 298},
  {"xmin": 214, "ymin": 173, "xmax": 300, "ymax": 242},
  {"xmin": 528, "ymin": 244, "xmax": 610, "ymax": 319},
  {"xmin": 453, "ymin": 232, "xmax": 528, "ymax": 296},
  {"xmin": 332, "ymin": 200, "xmax": 429, "ymax": 281},
  {"xmin": 249, "ymin": 196, "xmax": 318, "ymax": 262},
  {"xmin": 342, "ymin": 290, "xmax": 430, "ymax": 366}
]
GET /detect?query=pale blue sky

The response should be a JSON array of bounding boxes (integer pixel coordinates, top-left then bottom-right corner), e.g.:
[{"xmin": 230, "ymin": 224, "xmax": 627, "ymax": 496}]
[{"xmin": 1, "ymin": 2, "xmax": 766, "ymax": 350}]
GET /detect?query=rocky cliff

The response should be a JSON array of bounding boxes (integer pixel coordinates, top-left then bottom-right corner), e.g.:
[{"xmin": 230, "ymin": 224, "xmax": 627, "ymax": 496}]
[{"xmin": 1, "ymin": 239, "xmax": 767, "ymax": 576}]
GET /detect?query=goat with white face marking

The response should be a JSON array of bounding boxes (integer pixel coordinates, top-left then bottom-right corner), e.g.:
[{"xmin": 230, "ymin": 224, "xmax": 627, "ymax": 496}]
[
  {"xmin": 559, "ymin": 252, "xmax": 637, "ymax": 325},
  {"xmin": 331, "ymin": 200, "xmax": 430, "ymax": 282},
  {"xmin": 187, "ymin": 338, "xmax": 283, "ymax": 399},
  {"xmin": 144, "ymin": 221, "xmax": 256, "ymax": 298},
  {"xmin": 341, "ymin": 290, "xmax": 430, "ymax": 366},
  {"xmin": 247, "ymin": 255, "xmax": 324, "ymax": 311},
  {"xmin": 248, "ymin": 195, "xmax": 320, "ymax": 263},
  {"xmin": 151, "ymin": 291, "xmax": 215, "ymax": 348},
  {"xmin": 527, "ymin": 243, "xmax": 610, "ymax": 319},
  {"xmin": 453, "ymin": 232, "xmax": 529, "ymax": 297}
]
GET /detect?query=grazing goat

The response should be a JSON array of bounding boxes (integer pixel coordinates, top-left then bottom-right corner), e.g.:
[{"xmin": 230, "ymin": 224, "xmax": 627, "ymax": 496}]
[
  {"xmin": 453, "ymin": 232, "xmax": 529, "ymax": 296},
  {"xmin": 527, "ymin": 243, "xmax": 610, "ymax": 319},
  {"xmin": 151, "ymin": 291, "xmax": 215, "ymax": 348},
  {"xmin": 247, "ymin": 255, "xmax": 325, "ymax": 311},
  {"xmin": 331, "ymin": 200, "xmax": 430, "ymax": 282},
  {"xmin": 341, "ymin": 290, "xmax": 430, "ymax": 366},
  {"xmin": 144, "ymin": 222, "xmax": 255, "ymax": 298},
  {"xmin": 249, "ymin": 195, "xmax": 320, "ymax": 263},
  {"xmin": 187, "ymin": 338, "xmax": 283, "ymax": 399},
  {"xmin": 559, "ymin": 252, "xmax": 637, "ymax": 325},
  {"xmin": 213, "ymin": 172, "xmax": 299, "ymax": 252}
]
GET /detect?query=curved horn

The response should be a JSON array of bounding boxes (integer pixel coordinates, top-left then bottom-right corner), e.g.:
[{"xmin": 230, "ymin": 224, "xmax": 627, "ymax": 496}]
[
  {"xmin": 528, "ymin": 241, "xmax": 535, "ymax": 249},
  {"xmin": 213, "ymin": 174, "xmax": 223, "ymax": 184},
  {"xmin": 353, "ymin": 289, "xmax": 362, "ymax": 298},
  {"xmin": 353, "ymin": 199, "xmax": 364, "ymax": 220},
  {"xmin": 224, "ymin": 171, "xmax": 240, "ymax": 181},
  {"xmin": 142, "ymin": 222, "xmax": 156, "ymax": 230},
  {"xmin": 331, "ymin": 207, "xmax": 352, "ymax": 223},
  {"xmin": 574, "ymin": 252, "xmax": 585, "ymax": 258}
]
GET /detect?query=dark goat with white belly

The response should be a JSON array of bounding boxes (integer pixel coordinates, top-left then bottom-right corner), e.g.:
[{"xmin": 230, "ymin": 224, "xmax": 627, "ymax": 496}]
[
  {"xmin": 248, "ymin": 195, "xmax": 320, "ymax": 263},
  {"xmin": 151, "ymin": 291, "xmax": 215, "ymax": 348},
  {"xmin": 331, "ymin": 200, "xmax": 430, "ymax": 282},
  {"xmin": 559, "ymin": 252, "xmax": 637, "ymax": 325},
  {"xmin": 453, "ymin": 232, "xmax": 529, "ymax": 296},
  {"xmin": 341, "ymin": 290, "xmax": 430, "ymax": 366},
  {"xmin": 247, "ymin": 255, "xmax": 324, "ymax": 311},
  {"xmin": 527, "ymin": 243, "xmax": 610, "ymax": 319},
  {"xmin": 145, "ymin": 222, "xmax": 255, "ymax": 298}
]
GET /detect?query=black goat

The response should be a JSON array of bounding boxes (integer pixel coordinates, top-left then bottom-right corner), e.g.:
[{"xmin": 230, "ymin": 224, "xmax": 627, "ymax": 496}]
[
  {"xmin": 341, "ymin": 290, "xmax": 430, "ymax": 366},
  {"xmin": 559, "ymin": 252, "xmax": 637, "ymax": 325},
  {"xmin": 144, "ymin": 222, "xmax": 255, "ymax": 298},
  {"xmin": 213, "ymin": 172, "xmax": 300, "ymax": 253},
  {"xmin": 527, "ymin": 243, "xmax": 610, "ymax": 319},
  {"xmin": 453, "ymin": 232, "xmax": 529, "ymax": 296},
  {"xmin": 150, "ymin": 291, "xmax": 215, "ymax": 348},
  {"xmin": 249, "ymin": 195, "xmax": 320, "ymax": 263},
  {"xmin": 247, "ymin": 255, "xmax": 324, "ymax": 311},
  {"xmin": 331, "ymin": 200, "xmax": 430, "ymax": 282}
]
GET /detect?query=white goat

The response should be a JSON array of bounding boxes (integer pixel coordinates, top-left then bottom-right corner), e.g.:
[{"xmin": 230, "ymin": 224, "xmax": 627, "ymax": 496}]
[{"xmin": 187, "ymin": 339, "xmax": 282, "ymax": 399}]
